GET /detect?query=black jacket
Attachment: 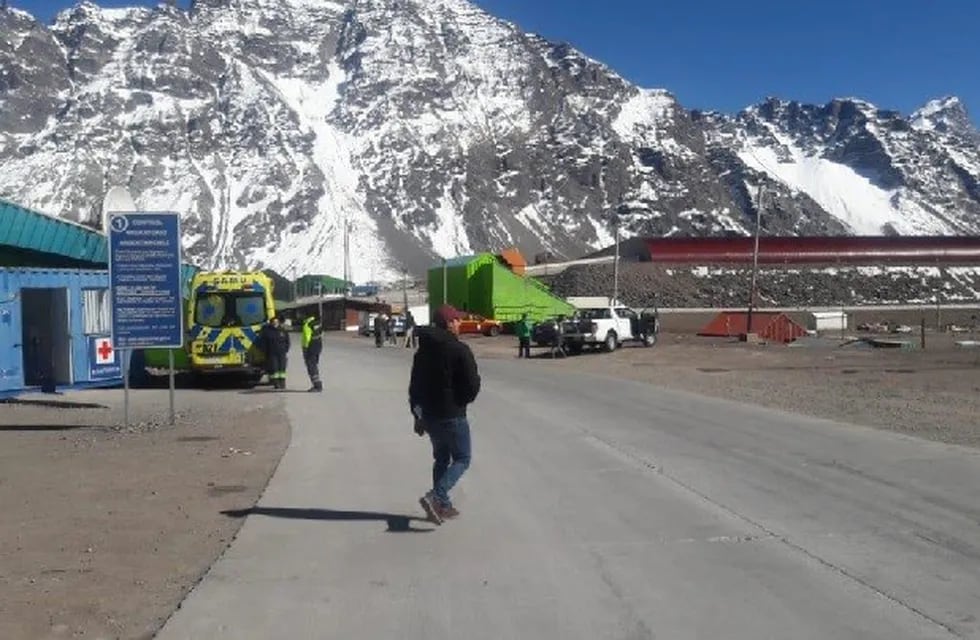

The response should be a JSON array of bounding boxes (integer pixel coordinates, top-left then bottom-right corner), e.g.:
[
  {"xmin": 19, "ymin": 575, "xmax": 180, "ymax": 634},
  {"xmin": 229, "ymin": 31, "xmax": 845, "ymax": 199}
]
[
  {"xmin": 259, "ymin": 324, "xmax": 291, "ymax": 358},
  {"xmin": 409, "ymin": 326, "xmax": 481, "ymax": 420}
]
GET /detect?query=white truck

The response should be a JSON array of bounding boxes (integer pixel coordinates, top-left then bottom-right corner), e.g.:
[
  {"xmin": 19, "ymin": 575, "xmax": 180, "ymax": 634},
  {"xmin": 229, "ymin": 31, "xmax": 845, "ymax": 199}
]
[{"xmin": 560, "ymin": 298, "xmax": 660, "ymax": 354}]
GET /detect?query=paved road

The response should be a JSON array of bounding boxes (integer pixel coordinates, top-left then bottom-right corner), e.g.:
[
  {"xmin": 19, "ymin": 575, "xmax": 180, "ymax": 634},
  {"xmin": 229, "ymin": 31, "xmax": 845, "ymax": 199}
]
[{"xmin": 158, "ymin": 337, "xmax": 980, "ymax": 639}]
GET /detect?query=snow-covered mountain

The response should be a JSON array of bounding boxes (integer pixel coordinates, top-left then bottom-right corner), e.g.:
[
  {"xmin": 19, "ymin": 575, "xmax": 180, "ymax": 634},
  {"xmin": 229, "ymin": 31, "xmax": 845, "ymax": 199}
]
[{"xmin": 1, "ymin": 0, "xmax": 978, "ymax": 281}]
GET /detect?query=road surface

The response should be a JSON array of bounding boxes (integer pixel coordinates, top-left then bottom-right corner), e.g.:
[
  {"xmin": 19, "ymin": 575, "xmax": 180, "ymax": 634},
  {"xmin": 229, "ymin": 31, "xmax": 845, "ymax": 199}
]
[{"xmin": 158, "ymin": 337, "xmax": 980, "ymax": 639}]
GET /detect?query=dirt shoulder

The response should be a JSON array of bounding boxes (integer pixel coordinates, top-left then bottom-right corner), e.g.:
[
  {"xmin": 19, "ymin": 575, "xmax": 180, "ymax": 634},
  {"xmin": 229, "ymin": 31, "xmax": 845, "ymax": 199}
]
[
  {"xmin": 466, "ymin": 333, "xmax": 980, "ymax": 448},
  {"xmin": 0, "ymin": 386, "xmax": 290, "ymax": 640}
]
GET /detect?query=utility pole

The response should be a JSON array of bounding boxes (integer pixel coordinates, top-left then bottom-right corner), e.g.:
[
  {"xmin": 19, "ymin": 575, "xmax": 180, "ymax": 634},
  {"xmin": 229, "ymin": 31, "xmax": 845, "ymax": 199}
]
[
  {"xmin": 292, "ymin": 265, "xmax": 298, "ymax": 302},
  {"xmin": 747, "ymin": 186, "xmax": 764, "ymax": 334},
  {"xmin": 342, "ymin": 220, "xmax": 352, "ymax": 290},
  {"xmin": 342, "ymin": 222, "xmax": 348, "ymax": 287},
  {"xmin": 612, "ymin": 215, "xmax": 620, "ymax": 306},
  {"xmin": 442, "ymin": 258, "xmax": 448, "ymax": 306},
  {"xmin": 402, "ymin": 268, "xmax": 409, "ymax": 312},
  {"xmin": 317, "ymin": 281, "xmax": 323, "ymax": 323}
]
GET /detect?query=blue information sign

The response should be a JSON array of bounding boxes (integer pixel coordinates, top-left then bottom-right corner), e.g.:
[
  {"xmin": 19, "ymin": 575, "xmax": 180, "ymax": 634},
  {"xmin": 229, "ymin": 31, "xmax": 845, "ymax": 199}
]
[{"xmin": 108, "ymin": 212, "xmax": 184, "ymax": 349}]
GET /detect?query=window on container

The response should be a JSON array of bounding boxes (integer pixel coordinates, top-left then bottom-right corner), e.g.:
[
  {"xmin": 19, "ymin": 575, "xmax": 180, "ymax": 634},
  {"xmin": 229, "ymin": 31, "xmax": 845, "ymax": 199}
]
[{"xmin": 83, "ymin": 288, "xmax": 111, "ymax": 335}]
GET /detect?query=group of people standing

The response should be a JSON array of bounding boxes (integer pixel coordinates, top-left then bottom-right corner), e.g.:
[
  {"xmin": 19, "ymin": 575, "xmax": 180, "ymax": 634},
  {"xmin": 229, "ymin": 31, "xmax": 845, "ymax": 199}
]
[
  {"xmin": 373, "ymin": 310, "xmax": 418, "ymax": 349},
  {"xmin": 257, "ymin": 313, "xmax": 323, "ymax": 392}
]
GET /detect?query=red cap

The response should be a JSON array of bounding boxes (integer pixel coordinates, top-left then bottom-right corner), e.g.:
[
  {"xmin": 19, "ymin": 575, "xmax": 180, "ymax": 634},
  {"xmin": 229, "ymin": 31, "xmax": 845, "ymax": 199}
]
[{"xmin": 434, "ymin": 304, "xmax": 462, "ymax": 328}]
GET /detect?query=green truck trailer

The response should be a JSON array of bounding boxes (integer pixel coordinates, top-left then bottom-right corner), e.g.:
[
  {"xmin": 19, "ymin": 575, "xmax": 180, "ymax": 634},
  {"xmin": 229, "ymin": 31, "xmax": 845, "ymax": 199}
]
[{"xmin": 428, "ymin": 253, "xmax": 574, "ymax": 324}]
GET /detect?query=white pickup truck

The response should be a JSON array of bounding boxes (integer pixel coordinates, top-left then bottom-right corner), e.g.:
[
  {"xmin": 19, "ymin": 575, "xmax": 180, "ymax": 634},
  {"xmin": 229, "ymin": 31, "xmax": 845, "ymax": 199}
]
[{"xmin": 559, "ymin": 300, "xmax": 660, "ymax": 354}]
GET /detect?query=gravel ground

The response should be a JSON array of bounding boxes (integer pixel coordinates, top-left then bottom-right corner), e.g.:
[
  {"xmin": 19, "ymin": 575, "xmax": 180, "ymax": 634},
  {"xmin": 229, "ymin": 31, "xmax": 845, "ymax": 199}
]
[
  {"xmin": 0, "ymin": 385, "xmax": 290, "ymax": 640},
  {"xmin": 464, "ymin": 333, "xmax": 980, "ymax": 448},
  {"xmin": 549, "ymin": 262, "xmax": 980, "ymax": 308}
]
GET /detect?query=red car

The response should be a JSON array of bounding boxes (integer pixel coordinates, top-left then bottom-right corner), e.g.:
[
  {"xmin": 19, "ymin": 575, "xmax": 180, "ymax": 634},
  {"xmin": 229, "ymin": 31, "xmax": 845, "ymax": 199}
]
[{"xmin": 457, "ymin": 313, "xmax": 503, "ymax": 337}]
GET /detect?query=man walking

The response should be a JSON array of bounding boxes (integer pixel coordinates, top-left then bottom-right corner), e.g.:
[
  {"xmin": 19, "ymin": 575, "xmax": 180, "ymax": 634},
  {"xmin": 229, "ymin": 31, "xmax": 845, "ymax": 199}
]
[
  {"xmin": 409, "ymin": 305, "xmax": 481, "ymax": 524},
  {"xmin": 516, "ymin": 313, "xmax": 532, "ymax": 358},
  {"xmin": 301, "ymin": 313, "xmax": 323, "ymax": 392}
]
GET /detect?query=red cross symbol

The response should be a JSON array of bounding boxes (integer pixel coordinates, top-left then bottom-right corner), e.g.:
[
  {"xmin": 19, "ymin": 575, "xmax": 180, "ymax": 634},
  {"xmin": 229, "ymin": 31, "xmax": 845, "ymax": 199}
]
[{"xmin": 97, "ymin": 340, "xmax": 114, "ymax": 363}]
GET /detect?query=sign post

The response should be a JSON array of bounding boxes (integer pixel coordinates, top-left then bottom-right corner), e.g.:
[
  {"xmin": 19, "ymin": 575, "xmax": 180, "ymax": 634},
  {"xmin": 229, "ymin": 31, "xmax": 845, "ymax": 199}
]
[{"xmin": 108, "ymin": 212, "xmax": 183, "ymax": 427}]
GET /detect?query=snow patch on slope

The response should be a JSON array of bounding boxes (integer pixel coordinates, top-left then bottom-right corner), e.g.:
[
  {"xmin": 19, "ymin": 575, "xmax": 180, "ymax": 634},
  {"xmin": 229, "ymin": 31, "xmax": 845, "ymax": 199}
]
[
  {"xmin": 590, "ymin": 215, "xmax": 616, "ymax": 248},
  {"xmin": 738, "ymin": 128, "xmax": 953, "ymax": 235},
  {"xmin": 256, "ymin": 64, "xmax": 394, "ymax": 281},
  {"xmin": 515, "ymin": 201, "xmax": 563, "ymax": 255},
  {"xmin": 429, "ymin": 184, "xmax": 473, "ymax": 258},
  {"xmin": 948, "ymin": 148, "xmax": 980, "ymax": 176},
  {"xmin": 613, "ymin": 89, "xmax": 675, "ymax": 139}
]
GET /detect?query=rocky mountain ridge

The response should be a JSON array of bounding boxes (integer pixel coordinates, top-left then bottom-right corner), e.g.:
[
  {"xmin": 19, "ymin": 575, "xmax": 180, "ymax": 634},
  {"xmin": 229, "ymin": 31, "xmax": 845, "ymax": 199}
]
[{"xmin": 1, "ymin": 0, "xmax": 978, "ymax": 280}]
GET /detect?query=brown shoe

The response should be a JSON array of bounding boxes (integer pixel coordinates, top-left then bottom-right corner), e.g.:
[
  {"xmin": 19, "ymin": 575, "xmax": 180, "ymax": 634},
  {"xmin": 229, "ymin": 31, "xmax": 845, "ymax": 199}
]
[
  {"xmin": 437, "ymin": 505, "xmax": 460, "ymax": 520},
  {"xmin": 419, "ymin": 493, "xmax": 443, "ymax": 525}
]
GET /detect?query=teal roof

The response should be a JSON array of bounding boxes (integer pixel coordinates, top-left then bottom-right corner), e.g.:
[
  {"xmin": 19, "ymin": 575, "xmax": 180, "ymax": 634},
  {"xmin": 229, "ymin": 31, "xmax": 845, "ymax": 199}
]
[
  {"xmin": 0, "ymin": 199, "xmax": 108, "ymax": 266},
  {"xmin": 1, "ymin": 200, "xmax": 199, "ymax": 296}
]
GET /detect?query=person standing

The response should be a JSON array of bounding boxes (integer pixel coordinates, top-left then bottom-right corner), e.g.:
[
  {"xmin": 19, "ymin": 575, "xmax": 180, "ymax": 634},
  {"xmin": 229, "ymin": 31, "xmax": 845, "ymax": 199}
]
[
  {"xmin": 259, "ymin": 316, "xmax": 290, "ymax": 389},
  {"xmin": 388, "ymin": 314, "xmax": 399, "ymax": 345},
  {"xmin": 404, "ymin": 310, "xmax": 417, "ymax": 348},
  {"xmin": 409, "ymin": 305, "xmax": 481, "ymax": 524},
  {"xmin": 516, "ymin": 313, "xmax": 532, "ymax": 358},
  {"xmin": 373, "ymin": 313, "xmax": 385, "ymax": 348},
  {"xmin": 301, "ymin": 313, "xmax": 323, "ymax": 392}
]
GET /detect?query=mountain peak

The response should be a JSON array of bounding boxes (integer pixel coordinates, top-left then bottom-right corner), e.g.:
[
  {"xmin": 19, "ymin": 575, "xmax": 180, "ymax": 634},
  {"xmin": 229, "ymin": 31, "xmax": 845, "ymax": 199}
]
[
  {"xmin": 915, "ymin": 95, "xmax": 964, "ymax": 115},
  {"xmin": 911, "ymin": 96, "xmax": 976, "ymax": 138},
  {"xmin": 52, "ymin": 0, "xmax": 150, "ymax": 30},
  {"xmin": 1, "ymin": 5, "xmax": 36, "ymax": 21}
]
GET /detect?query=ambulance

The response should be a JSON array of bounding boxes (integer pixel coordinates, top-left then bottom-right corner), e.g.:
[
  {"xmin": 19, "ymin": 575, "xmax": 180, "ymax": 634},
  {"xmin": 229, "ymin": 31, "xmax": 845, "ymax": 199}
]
[{"xmin": 186, "ymin": 271, "xmax": 276, "ymax": 383}]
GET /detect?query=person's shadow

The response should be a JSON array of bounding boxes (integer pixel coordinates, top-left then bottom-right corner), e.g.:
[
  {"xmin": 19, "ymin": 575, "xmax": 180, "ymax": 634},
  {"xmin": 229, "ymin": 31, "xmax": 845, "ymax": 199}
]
[{"xmin": 221, "ymin": 506, "xmax": 434, "ymax": 533}]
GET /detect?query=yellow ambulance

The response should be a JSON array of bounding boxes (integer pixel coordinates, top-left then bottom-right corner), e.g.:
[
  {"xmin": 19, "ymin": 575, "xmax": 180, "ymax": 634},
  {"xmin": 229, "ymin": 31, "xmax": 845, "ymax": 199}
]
[{"xmin": 186, "ymin": 271, "xmax": 275, "ymax": 383}]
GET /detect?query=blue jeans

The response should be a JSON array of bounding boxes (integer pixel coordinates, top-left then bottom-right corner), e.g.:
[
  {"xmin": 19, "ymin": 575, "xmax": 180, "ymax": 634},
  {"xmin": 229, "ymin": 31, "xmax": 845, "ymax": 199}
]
[{"xmin": 427, "ymin": 416, "xmax": 471, "ymax": 508}]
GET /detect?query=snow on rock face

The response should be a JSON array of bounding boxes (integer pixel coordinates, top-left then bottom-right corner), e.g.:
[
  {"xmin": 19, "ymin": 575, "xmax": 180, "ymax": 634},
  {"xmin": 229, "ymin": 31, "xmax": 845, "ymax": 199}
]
[
  {"xmin": 613, "ymin": 89, "xmax": 677, "ymax": 140},
  {"xmin": 723, "ymin": 97, "xmax": 980, "ymax": 236},
  {"xmin": 911, "ymin": 97, "xmax": 975, "ymax": 136},
  {"xmin": 737, "ymin": 128, "xmax": 947, "ymax": 235},
  {"xmin": 0, "ymin": 1, "xmax": 979, "ymax": 281}
]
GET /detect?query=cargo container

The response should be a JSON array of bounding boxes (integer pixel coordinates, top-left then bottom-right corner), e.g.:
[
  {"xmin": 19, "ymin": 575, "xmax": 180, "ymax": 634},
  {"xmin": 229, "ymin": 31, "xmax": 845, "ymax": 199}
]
[
  {"xmin": 427, "ymin": 254, "xmax": 574, "ymax": 324},
  {"xmin": 0, "ymin": 267, "xmax": 124, "ymax": 397}
]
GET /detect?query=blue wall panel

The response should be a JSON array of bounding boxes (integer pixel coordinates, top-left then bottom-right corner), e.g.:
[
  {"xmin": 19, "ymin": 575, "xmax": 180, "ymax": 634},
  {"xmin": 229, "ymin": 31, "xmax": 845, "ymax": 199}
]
[{"xmin": 0, "ymin": 268, "xmax": 121, "ymax": 395}]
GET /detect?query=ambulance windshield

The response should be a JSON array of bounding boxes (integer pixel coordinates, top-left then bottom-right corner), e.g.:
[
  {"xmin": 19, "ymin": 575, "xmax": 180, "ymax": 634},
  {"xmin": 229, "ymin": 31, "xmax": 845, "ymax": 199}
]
[{"xmin": 194, "ymin": 292, "xmax": 267, "ymax": 328}]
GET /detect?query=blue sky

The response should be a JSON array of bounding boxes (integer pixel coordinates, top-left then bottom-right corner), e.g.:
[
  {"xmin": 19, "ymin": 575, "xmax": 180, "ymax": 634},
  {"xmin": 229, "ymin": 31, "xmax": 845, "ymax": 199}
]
[{"xmin": 12, "ymin": 0, "xmax": 980, "ymax": 125}]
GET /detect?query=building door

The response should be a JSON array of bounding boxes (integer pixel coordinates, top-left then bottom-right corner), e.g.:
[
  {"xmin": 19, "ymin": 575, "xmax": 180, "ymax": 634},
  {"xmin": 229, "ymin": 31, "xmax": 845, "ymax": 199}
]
[
  {"xmin": 0, "ymin": 295, "xmax": 20, "ymax": 392},
  {"xmin": 21, "ymin": 288, "xmax": 72, "ymax": 388}
]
